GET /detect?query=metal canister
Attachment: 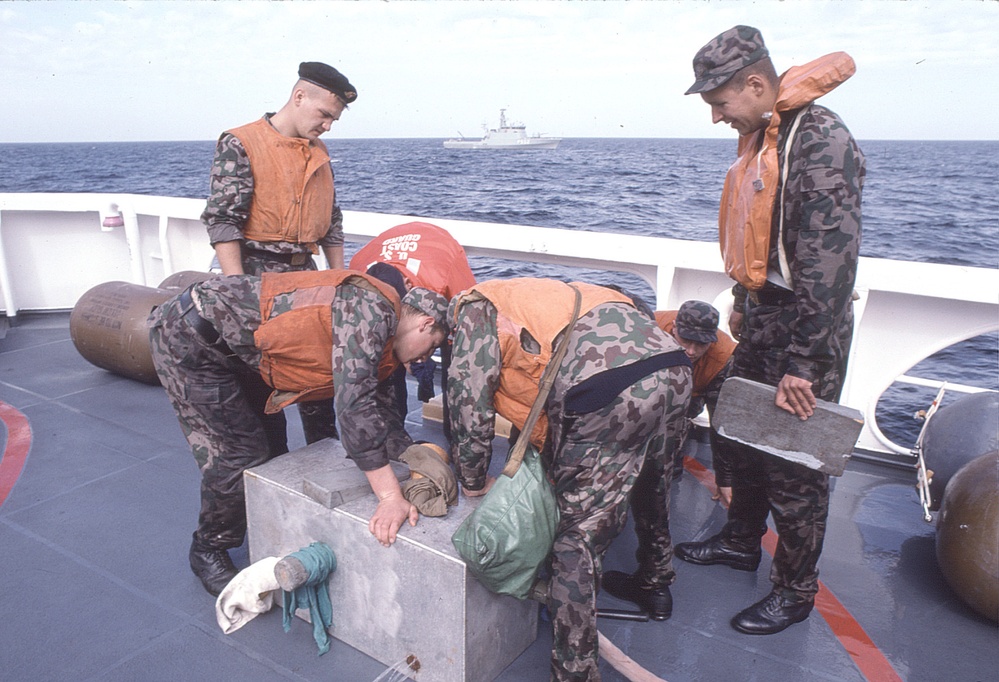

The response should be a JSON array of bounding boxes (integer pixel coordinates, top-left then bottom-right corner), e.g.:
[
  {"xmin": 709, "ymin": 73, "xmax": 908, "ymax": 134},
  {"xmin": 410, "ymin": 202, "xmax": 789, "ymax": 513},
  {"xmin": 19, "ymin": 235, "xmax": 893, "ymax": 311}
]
[
  {"xmin": 69, "ymin": 276, "xmax": 196, "ymax": 384},
  {"xmin": 71, "ymin": 273, "xmax": 213, "ymax": 384}
]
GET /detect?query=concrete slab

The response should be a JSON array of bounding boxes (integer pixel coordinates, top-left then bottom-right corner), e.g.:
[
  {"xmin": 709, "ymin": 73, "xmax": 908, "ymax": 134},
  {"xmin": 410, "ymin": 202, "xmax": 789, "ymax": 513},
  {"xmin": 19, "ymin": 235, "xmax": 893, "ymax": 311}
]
[
  {"xmin": 714, "ymin": 377, "xmax": 865, "ymax": 475},
  {"xmin": 245, "ymin": 440, "xmax": 538, "ymax": 682}
]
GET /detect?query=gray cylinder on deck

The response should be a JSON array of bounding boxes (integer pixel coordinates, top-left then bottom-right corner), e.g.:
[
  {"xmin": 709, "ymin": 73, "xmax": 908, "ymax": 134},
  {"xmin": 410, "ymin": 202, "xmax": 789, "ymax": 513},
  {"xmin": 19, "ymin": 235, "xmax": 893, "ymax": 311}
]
[
  {"xmin": 923, "ymin": 391, "xmax": 999, "ymax": 510},
  {"xmin": 158, "ymin": 270, "xmax": 213, "ymax": 291}
]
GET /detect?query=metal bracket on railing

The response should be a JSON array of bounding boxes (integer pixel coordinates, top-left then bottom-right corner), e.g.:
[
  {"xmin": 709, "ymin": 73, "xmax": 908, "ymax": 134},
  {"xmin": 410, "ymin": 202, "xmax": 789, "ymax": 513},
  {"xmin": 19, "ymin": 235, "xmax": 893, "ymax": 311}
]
[{"xmin": 912, "ymin": 384, "xmax": 947, "ymax": 523}]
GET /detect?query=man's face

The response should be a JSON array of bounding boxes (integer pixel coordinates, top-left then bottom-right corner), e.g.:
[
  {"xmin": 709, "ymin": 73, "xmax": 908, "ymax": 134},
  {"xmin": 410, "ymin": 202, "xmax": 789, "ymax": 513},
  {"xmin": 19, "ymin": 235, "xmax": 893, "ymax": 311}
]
[
  {"xmin": 700, "ymin": 80, "xmax": 769, "ymax": 137},
  {"xmin": 674, "ymin": 333, "xmax": 711, "ymax": 363},
  {"xmin": 296, "ymin": 89, "xmax": 347, "ymax": 141},
  {"xmin": 394, "ymin": 318, "xmax": 445, "ymax": 365}
]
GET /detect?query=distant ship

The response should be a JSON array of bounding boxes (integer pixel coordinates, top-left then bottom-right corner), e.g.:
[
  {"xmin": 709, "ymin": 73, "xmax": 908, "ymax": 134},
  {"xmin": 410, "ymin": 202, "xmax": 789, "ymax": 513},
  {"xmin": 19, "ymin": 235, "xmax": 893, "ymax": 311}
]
[{"xmin": 444, "ymin": 109, "xmax": 561, "ymax": 150}]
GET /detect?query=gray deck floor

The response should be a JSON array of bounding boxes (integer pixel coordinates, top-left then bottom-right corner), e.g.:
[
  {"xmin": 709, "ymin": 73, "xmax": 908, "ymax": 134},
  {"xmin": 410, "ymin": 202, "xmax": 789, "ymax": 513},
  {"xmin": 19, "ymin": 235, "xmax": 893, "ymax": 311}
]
[{"xmin": 1, "ymin": 312, "xmax": 995, "ymax": 681}]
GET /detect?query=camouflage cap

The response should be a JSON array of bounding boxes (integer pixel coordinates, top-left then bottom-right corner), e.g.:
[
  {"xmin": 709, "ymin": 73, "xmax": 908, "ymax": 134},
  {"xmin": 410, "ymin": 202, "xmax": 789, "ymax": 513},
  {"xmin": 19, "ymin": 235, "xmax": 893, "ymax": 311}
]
[
  {"xmin": 674, "ymin": 300, "xmax": 719, "ymax": 344},
  {"xmin": 402, "ymin": 287, "xmax": 450, "ymax": 333},
  {"xmin": 298, "ymin": 61, "xmax": 357, "ymax": 103},
  {"xmin": 685, "ymin": 25, "xmax": 769, "ymax": 95}
]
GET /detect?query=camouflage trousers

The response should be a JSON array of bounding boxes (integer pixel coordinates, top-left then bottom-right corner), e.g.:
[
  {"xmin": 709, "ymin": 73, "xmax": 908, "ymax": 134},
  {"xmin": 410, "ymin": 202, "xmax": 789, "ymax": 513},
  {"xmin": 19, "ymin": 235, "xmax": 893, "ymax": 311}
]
[
  {"xmin": 149, "ymin": 293, "xmax": 288, "ymax": 550},
  {"xmin": 719, "ymin": 296, "xmax": 852, "ymax": 599},
  {"xmin": 544, "ymin": 364, "xmax": 691, "ymax": 682},
  {"xmin": 244, "ymin": 251, "xmax": 339, "ymax": 445},
  {"xmin": 718, "ymin": 439, "xmax": 830, "ymax": 599}
]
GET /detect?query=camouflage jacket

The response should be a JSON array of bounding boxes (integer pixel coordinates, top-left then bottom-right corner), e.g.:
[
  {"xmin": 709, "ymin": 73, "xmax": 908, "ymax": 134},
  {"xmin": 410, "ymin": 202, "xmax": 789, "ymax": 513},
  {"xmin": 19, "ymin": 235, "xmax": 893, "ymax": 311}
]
[
  {"xmin": 734, "ymin": 103, "xmax": 865, "ymax": 382},
  {"xmin": 447, "ymin": 298, "xmax": 683, "ymax": 490},
  {"xmin": 193, "ymin": 276, "xmax": 410, "ymax": 470},
  {"xmin": 200, "ymin": 115, "xmax": 345, "ymax": 254}
]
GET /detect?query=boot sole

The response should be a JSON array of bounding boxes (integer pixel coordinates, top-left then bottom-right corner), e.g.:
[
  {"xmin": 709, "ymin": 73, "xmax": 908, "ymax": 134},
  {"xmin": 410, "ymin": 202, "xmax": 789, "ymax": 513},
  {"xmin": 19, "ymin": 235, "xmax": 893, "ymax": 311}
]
[
  {"xmin": 730, "ymin": 609, "xmax": 811, "ymax": 635},
  {"xmin": 675, "ymin": 553, "xmax": 761, "ymax": 572}
]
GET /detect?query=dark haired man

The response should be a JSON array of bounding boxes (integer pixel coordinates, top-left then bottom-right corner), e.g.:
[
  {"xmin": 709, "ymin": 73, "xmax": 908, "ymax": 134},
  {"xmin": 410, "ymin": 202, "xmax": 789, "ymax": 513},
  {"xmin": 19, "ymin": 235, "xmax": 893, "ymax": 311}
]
[
  {"xmin": 149, "ymin": 272, "xmax": 449, "ymax": 596},
  {"xmin": 675, "ymin": 25, "xmax": 865, "ymax": 635}
]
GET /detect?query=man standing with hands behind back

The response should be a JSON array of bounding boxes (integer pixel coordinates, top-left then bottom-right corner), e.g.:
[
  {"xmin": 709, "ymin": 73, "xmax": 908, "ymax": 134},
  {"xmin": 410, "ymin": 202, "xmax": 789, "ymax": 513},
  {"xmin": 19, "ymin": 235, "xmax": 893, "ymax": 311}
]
[
  {"xmin": 201, "ymin": 61, "xmax": 356, "ymax": 445},
  {"xmin": 674, "ymin": 26, "xmax": 865, "ymax": 635}
]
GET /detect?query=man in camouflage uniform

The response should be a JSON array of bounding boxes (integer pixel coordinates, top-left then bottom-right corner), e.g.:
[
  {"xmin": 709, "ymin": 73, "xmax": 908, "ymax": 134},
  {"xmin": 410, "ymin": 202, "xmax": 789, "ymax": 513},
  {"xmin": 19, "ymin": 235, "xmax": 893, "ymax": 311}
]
[
  {"xmin": 202, "ymin": 61, "xmax": 356, "ymax": 445},
  {"xmin": 149, "ymin": 274, "xmax": 449, "ymax": 596},
  {"xmin": 447, "ymin": 278, "xmax": 692, "ymax": 682},
  {"xmin": 675, "ymin": 26, "xmax": 865, "ymax": 635},
  {"xmin": 655, "ymin": 300, "xmax": 736, "ymax": 494}
]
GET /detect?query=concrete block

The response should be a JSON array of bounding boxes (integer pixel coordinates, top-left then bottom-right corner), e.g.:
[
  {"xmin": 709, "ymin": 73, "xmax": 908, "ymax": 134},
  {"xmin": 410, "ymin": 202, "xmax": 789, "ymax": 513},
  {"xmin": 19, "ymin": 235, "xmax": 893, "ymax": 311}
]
[
  {"xmin": 245, "ymin": 439, "xmax": 538, "ymax": 682},
  {"xmin": 714, "ymin": 377, "xmax": 864, "ymax": 476}
]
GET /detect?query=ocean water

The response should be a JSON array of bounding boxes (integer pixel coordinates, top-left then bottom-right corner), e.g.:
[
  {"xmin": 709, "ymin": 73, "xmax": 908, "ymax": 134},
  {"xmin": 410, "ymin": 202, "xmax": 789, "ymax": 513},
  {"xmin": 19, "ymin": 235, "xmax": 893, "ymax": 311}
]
[{"xmin": 0, "ymin": 137, "xmax": 996, "ymax": 446}]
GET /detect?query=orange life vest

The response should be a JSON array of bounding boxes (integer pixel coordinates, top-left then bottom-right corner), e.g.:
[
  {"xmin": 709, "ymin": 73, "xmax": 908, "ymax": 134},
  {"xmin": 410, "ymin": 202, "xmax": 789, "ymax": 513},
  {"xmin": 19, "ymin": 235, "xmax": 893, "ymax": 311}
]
[
  {"xmin": 254, "ymin": 270, "xmax": 401, "ymax": 413},
  {"xmin": 349, "ymin": 222, "xmax": 477, "ymax": 299},
  {"xmin": 455, "ymin": 278, "xmax": 632, "ymax": 448},
  {"xmin": 228, "ymin": 117, "xmax": 335, "ymax": 249},
  {"xmin": 718, "ymin": 52, "xmax": 856, "ymax": 290},
  {"xmin": 655, "ymin": 311, "xmax": 736, "ymax": 396}
]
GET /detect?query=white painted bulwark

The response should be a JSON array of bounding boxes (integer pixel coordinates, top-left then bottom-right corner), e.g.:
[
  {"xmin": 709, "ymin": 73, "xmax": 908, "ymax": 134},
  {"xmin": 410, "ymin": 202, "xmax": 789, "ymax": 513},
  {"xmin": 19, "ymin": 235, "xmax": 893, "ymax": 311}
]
[{"xmin": 1, "ymin": 192, "xmax": 996, "ymax": 456}]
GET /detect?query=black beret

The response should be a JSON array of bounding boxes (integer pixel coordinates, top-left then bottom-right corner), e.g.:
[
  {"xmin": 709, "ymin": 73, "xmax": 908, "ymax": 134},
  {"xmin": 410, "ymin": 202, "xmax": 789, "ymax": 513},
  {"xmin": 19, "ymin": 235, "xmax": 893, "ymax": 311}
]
[{"xmin": 298, "ymin": 62, "xmax": 357, "ymax": 103}]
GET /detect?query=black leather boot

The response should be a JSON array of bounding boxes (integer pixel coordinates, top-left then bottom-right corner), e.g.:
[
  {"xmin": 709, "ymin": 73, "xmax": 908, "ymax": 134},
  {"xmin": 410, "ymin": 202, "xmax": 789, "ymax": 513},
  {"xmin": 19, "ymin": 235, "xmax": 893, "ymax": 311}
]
[
  {"xmin": 601, "ymin": 571, "xmax": 673, "ymax": 621},
  {"xmin": 189, "ymin": 538, "xmax": 238, "ymax": 597},
  {"xmin": 674, "ymin": 532, "xmax": 762, "ymax": 571},
  {"xmin": 731, "ymin": 591, "xmax": 813, "ymax": 635}
]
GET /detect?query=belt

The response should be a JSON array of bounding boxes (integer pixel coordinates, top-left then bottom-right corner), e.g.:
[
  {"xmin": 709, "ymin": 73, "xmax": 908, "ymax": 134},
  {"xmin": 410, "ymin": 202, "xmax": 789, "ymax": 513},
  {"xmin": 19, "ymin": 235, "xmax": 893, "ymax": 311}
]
[
  {"xmin": 178, "ymin": 288, "xmax": 232, "ymax": 354},
  {"xmin": 243, "ymin": 248, "xmax": 313, "ymax": 266},
  {"xmin": 748, "ymin": 287, "xmax": 796, "ymax": 306}
]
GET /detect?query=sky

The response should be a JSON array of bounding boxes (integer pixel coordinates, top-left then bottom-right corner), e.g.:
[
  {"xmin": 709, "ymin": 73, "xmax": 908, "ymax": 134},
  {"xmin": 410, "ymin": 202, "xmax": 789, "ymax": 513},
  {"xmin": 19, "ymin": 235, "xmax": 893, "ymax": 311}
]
[{"xmin": 2, "ymin": 0, "xmax": 997, "ymax": 143}]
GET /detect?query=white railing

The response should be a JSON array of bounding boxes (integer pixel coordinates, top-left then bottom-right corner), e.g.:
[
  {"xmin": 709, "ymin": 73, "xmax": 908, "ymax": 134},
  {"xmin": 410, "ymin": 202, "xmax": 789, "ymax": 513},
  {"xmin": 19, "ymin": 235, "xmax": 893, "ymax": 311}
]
[{"xmin": 1, "ymin": 192, "xmax": 996, "ymax": 456}]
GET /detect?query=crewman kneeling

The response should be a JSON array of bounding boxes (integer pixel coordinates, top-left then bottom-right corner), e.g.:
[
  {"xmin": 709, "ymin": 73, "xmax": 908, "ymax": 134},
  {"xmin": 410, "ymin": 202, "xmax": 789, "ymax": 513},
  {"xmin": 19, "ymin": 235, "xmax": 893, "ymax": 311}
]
[
  {"xmin": 447, "ymin": 278, "xmax": 692, "ymax": 682},
  {"xmin": 149, "ymin": 271, "xmax": 449, "ymax": 596}
]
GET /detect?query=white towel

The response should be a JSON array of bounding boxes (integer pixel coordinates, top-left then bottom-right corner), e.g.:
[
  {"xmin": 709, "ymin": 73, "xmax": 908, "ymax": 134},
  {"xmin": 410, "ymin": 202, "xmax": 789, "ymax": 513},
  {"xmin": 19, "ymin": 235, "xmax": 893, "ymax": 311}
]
[{"xmin": 215, "ymin": 556, "xmax": 281, "ymax": 634}]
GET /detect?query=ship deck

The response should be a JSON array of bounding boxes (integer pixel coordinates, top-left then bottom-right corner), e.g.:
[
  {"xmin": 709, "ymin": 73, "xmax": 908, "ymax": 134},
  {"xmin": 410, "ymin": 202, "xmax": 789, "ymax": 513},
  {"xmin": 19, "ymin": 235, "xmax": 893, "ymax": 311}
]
[{"xmin": 1, "ymin": 312, "xmax": 996, "ymax": 682}]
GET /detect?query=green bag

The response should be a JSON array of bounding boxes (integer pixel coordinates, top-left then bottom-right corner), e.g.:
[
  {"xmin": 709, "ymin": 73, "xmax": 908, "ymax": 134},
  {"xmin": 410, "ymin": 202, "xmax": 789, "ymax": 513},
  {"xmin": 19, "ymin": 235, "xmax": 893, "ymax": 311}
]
[
  {"xmin": 451, "ymin": 284, "xmax": 580, "ymax": 600},
  {"xmin": 451, "ymin": 444, "xmax": 558, "ymax": 599}
]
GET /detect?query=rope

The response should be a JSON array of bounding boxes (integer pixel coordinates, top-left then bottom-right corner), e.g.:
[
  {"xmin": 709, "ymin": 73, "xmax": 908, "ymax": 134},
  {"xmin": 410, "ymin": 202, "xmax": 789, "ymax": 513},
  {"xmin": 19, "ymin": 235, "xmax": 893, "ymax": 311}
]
[{"xmin": 282, "ymin": 542, "xmax": 337, "ymax": 655}]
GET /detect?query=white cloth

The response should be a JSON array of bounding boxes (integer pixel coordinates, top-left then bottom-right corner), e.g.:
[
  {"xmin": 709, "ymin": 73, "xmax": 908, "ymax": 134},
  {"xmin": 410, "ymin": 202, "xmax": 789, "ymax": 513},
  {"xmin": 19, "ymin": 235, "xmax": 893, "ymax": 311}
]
[{"xmin": 215, "ymin": 556, "xmax": 281, "ymax": 634}]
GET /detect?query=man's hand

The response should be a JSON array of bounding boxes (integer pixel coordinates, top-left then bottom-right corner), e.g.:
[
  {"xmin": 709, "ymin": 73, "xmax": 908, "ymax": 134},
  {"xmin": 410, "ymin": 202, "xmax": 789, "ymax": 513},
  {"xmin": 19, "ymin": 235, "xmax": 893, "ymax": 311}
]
[
  {"xmin": 728, "ymin": 310, "xmax": 744, "ymax": 340},
  {"xmin": 368, "ymin": 492, "xmax": 418, "ymax": 547},
  {"xmin": 775, "ymin": 374, "xmax": 816, "ymax": 420},
  {"xmin": 364, "ymin": 464, "xmax": 419, "ymax": 546},
  {"xmin": 711, "ymin": 485, "xmax": 733, "ymax": 508},
  {"xmin": 462, "ymin": 475, "xmax": 497, "ymax": 498}
]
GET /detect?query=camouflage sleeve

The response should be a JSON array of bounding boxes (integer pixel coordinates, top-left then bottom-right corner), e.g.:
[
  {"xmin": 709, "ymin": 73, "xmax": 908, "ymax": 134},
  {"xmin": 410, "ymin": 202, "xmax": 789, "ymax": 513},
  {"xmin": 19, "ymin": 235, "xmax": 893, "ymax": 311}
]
[
  {"xmin": 446, "ymin": 297, "xmax": 502, "ymax": 491},
  {"xmin": 731, "ymin": 283, "xmax": 748, "ymax": 312},
  {"xmin": 783, "ymin": 106, "xmax": 864, "ymax": 381},
  {"xmin": 200, "ymin": 132, "xmax": 253, "ymax": 245},
  {"xmin": 316, "ymin": 174, "xmax": 345, "ymax": 249},
  {"xmin": 331, "ymin": 283, "xmax": 411, "ymax": 470}
]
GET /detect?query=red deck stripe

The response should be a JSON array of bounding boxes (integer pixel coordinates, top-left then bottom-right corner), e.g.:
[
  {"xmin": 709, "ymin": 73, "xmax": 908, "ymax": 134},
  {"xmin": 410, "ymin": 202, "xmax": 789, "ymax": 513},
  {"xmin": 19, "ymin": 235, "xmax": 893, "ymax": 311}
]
[
  {"xmin": 0, "ymin": 401, "xmax": 32, "ymax": 508},
  {"xmin": 681, "ymin": 456, "xmax": 903, "ymax": 682}
]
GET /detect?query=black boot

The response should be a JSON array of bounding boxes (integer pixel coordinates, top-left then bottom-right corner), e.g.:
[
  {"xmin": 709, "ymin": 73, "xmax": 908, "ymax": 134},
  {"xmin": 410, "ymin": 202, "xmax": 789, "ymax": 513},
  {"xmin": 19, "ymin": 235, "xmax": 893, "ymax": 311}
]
[
  {"xmin": 674, "ymin": 532, "xmax": 761, "ymax": 571},
  {"xmin": 601, "ymin": 571, "xmax": 673, "ymax": 621},
  {"xmin": 731, "ymin": 590, "xmax": 813, "ymax": 635},
  {"xmin": 189, "ymin": 538, "xmax": 238, "ymax": 597}
]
